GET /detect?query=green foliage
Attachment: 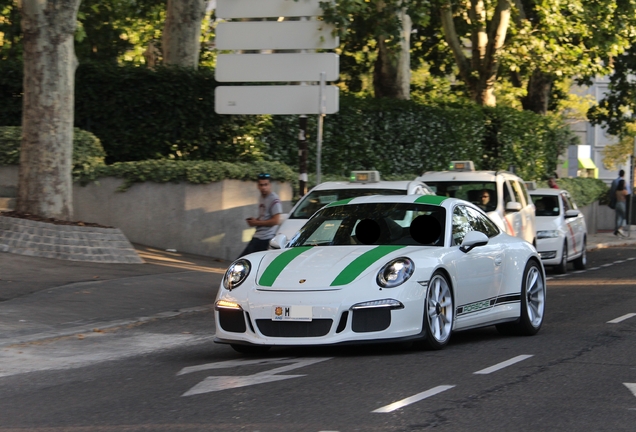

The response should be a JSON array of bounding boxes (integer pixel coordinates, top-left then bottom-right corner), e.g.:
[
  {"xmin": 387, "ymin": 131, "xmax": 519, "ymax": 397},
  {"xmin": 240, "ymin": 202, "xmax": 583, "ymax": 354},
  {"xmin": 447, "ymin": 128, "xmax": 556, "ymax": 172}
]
[
  {"xmin": 77, "ymin": 159, "xmax": 296, "ymax": 191},
  {"xmin": 537, "ymin": 177, "xmax": 609, "ymax": 208},
  {"xmin": 0, "ymin": 126, "xmax": 106, "ymax": 178},
  {"xmin": 70, "ymin": 63, "xmax": 268, "ymax": 163}
]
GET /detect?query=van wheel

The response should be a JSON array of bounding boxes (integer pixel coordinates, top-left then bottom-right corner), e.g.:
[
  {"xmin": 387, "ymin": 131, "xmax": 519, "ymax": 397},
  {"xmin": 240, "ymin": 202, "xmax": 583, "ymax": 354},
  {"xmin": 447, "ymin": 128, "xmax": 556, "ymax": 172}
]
[
  {"xmin": 573, "ymin": 239, "xmax": 586, "ymax": 270},
  {"xmin": 554, "ymin": 241, "xmax": 567, "ymax": 274}
]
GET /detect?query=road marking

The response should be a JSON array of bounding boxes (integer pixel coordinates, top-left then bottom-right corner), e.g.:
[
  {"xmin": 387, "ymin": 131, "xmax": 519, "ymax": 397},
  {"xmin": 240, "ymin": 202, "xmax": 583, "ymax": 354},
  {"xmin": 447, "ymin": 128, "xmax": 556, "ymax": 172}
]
[
  {"xmin": 181, "ymin": 357, "xmax": 331, "ymax": 396},
  {"xmin": 625, "ymin": 383, "xmax": 636, "ymax": 398},
  {"xmin": 473, "ymin": 355, "xmax": 533, "ymax": 375},
  {"xmin": 372, "ymin": 385, "xmax": 455, "ymax": 413},
  {"xmin": 607, "ymin": 313, "xmax": 636, "ymax": 324},
  {"xmin": 589, "ymin": 267, "xmax": 600, "ymax": 271},
  {"xmin": 601, "ymin": 263, "xmax": 613, "ymax": 267}
]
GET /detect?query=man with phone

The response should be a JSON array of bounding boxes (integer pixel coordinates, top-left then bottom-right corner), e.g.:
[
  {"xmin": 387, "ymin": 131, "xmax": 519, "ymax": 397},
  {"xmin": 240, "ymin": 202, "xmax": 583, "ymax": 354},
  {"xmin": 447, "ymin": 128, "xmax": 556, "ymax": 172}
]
[{"xmin": 238, "ymin": 173, "xmax": 283, "ymax": 257}]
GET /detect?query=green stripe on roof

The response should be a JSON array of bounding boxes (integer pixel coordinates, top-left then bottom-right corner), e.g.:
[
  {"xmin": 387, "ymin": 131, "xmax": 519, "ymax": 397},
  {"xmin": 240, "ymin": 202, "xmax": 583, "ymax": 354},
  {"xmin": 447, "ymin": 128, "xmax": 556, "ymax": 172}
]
[
  {"xmin": 330, "ymin": 245, "xmax": 406, "ymax": 286},
  {"xmin": 326, "ymin": 197, "xmax": 355, "ymax": 207},
  {"xmin": 258, "ymin": 247, "xmax": 313, "ymax": 286},
  {"xmin": 415, "ymin": 195, "xmax": 447, "ymax": 205}
]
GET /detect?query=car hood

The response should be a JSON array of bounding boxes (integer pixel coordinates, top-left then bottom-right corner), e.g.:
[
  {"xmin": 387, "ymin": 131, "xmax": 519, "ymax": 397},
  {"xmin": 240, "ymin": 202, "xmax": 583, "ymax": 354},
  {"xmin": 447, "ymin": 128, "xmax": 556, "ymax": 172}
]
[
  {"xmin": 535, "ymin": 216, "xmax": 561, "ymax": 232},
  {"xmin": 255, "ymin": 245, "xmax": 409, "ymax": 291}
]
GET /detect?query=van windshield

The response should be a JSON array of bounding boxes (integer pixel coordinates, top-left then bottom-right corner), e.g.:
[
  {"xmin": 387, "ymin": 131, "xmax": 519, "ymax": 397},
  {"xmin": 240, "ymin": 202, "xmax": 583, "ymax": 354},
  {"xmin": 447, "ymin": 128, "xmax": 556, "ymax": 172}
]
[
  {"xmin": 424, "ymin": 181, "xmax": 498, "ymax": 212},
  {"xmin": 290, "ymin": 188, "xmax": 406, "ymax": 219}
]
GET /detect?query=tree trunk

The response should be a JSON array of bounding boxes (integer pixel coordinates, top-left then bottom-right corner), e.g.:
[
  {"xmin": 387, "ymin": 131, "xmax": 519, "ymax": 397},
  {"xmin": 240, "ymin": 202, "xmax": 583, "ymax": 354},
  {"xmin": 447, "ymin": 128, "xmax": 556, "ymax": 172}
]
[
  {"xmin": 163, "ymin": 0, "xmax": 206, "ymax": 69},
  {"xmin": 373, "ymin": 3, "xmax": 411, "ymax": 99},
  {"xmin": 18, "ymin": 0, "xmax": 80, "ymax": 220},
  {"xmin": 522, "ymin": 69, "xmax": 553, "ymax": 115}
]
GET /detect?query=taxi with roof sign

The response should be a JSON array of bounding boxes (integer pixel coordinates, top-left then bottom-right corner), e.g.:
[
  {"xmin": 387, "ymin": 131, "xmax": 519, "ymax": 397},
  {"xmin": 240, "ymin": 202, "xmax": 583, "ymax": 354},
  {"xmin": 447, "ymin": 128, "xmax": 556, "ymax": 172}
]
[
  {"xmin": 416, "ymin": 161, "xmax": 537, "ymax": 246},
  {"xmin": 215, "ymin": 194, "xmax": 545, "ymax": 353},
  {"xmin": 273, "ymin": 171, "xmax": 434, "ymax": 243}
]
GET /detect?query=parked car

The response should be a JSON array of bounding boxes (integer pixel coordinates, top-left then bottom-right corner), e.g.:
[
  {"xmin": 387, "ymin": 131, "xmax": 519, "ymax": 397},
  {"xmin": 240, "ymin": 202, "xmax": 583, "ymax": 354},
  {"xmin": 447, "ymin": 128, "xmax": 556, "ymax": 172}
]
[
  {"xmin": 417, "ymin": 161, "xmax": 536, "ymax": 245},
  {"xmin": 215, "ymin": 194, "xmax": 546, "ymax": 354},
  {"xmin": 274, "ymin": 170, "xmax": 434, "ymax": 242},
  {"xmin": 529, "ymin": 188, "xmax": 587, "ymax": 273}
]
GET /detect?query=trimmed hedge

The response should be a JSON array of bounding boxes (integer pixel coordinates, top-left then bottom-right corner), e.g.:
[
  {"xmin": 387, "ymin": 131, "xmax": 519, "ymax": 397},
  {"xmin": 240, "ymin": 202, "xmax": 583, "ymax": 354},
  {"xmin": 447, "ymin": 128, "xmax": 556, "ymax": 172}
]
[
  {"xmin": 0, "ymin": 62, "xmax": 577, "ymax": 182},
  {"xmin": 537, "ymin": 177, "xmax": 609, "ymax": 208},
  {"xmin": 0, "ymin": 127, "xmax": 106, "ymax": 179}
]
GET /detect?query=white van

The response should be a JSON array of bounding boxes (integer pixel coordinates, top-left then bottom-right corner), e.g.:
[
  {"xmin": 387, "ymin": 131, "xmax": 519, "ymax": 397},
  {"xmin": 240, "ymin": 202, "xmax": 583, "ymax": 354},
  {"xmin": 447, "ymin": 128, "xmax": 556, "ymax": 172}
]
[{"xmin": 417, "ymin": 161, "xmax": 536, "ymax": 245}]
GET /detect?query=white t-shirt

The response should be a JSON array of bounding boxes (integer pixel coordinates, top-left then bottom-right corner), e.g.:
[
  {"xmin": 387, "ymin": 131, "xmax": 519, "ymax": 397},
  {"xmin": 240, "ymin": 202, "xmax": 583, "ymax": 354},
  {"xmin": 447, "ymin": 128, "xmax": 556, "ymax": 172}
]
[{"xmin": 253, "ymin": 192, "xmax": 283, "ymax": 240}]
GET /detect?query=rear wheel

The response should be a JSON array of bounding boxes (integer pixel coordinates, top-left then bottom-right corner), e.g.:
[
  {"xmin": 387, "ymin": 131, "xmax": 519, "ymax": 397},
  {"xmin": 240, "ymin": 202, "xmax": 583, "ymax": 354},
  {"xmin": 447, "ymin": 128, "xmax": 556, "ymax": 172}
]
[
  {"xmin": 231, "ymin": 344, "xmax": 271, "ymax": 355},
  {"xmin": 415, "ymin": 272, "xmax": 454, "ymax": 350},
  {"xmin": 554, "ymin": 240, "xmax": 568, "ymax": 274},
  {"xmin": 496, "ymin": 260, "xmax": 546, "ymax": 336},
  {"xmin": 573, "ymin": 238, "xmax": 587, "ymax": 270}
]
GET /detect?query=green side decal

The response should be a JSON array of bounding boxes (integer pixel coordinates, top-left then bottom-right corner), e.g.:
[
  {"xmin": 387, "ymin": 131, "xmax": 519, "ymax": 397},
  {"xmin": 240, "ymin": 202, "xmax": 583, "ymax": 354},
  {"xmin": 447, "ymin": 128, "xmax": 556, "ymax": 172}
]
[
  {"xmin": 326, "ymin": 197, "xmax": 355, "ymax": 207},
  {"xmin": 415, "ymin": 195, "xmax": 447, "ymax": 205},
  {"xmin": 258, "ymin": 247, "xmax": 313, "ymax": 287},
  {"xmin": 330, "ymin": 245, "xmax": 406, "ymax": 286}
]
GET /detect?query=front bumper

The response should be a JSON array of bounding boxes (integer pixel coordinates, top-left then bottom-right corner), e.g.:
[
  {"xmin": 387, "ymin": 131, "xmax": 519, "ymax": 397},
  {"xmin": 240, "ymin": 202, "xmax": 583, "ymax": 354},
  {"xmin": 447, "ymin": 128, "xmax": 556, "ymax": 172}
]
[{"xmin": 536, "ymin": 236, "xmax": 564, "ymax": 265}]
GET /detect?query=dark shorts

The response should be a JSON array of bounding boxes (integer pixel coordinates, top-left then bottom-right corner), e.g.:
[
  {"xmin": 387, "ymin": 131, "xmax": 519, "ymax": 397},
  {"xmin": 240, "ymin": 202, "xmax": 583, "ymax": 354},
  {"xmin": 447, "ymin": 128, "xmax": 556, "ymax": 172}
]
[{"xmin": 238, "ymin": 237, "xmax": 271, "ymax": 258}]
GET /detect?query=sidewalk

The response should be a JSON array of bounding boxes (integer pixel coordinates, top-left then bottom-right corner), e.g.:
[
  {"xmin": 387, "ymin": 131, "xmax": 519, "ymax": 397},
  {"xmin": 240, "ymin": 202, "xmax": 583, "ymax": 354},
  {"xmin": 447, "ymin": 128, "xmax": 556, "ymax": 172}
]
[
  {"xmin": 0, "ymin": 244, "xmax": 231, "ymax": 347},
  {"xmin": 1, "ymin": 231, "xmax": 635, "ymax": 348}
]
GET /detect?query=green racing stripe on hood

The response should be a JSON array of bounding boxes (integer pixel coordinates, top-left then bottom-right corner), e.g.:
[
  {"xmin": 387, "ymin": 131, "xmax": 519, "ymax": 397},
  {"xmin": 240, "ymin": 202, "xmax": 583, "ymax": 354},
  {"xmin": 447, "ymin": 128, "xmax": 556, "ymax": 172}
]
[
  {"xmin": 258, "ymin": 246, "xmax": 313, "ymax": 286},
  {"xmin": 415, "ymin": 195, "xmax": 447, "ymax": 205},
  {"xmin": 330, "ymin": 245, "xmax": 406, "ymax": 286}
]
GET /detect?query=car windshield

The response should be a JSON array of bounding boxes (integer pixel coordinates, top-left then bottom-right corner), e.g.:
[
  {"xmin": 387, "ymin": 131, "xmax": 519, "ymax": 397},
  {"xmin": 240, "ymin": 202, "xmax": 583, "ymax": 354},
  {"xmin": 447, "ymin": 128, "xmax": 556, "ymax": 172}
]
[
  {"xmin": 531, "ymin": 195, "xmax": 560, "ymax": 216},
  {"xmin": 289, "ymin": 188, "xmax": 407, "ymax": 219},
  {"xmin": 423, "ymin": 181, "xmax": 497, "ymax": 212},
  {"xmin": 287, "ymin": 203, "xmax": 446, "ymax": 247}
]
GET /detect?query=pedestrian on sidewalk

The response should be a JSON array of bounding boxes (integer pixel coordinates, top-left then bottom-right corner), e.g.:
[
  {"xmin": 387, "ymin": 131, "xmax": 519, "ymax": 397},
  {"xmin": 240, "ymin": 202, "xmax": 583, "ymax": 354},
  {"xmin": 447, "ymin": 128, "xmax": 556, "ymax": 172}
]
[
  {"xmin": 238, "ymin": 173, "xmax": 283, "ymax": 258},
  {"xmin": 614, "ymin": 179, "xmax": 629, "ymax": 237},
  {"xmin": 609, "ymin": 169, "xmax": 627, "ymax": 210},
  {"xmin": 548, "ymin": 177, "xmax": 559, "ymax": 189}
]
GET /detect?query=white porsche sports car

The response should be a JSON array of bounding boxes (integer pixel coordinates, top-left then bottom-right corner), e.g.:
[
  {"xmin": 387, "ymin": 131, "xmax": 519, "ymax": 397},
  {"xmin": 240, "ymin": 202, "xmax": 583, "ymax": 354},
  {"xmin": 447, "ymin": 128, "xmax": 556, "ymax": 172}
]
[{"xmin": 215, "ymin": 195, "xmax": 546, "ymax": 354}]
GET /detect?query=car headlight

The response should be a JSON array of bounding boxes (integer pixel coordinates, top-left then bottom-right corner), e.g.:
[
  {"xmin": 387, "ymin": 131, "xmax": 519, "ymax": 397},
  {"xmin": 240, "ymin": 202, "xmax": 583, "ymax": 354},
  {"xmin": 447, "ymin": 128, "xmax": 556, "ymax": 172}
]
[
  {"xmin": 377, "ymin": 258, "xmax": 414, "ymax": 288},
  {"xmin": 223, "ymin": 259, "xmax": 251, "ymax": 290},
  {"xmin": 537, "ymin": 230, "xmax": 560, "ymax": 239}
]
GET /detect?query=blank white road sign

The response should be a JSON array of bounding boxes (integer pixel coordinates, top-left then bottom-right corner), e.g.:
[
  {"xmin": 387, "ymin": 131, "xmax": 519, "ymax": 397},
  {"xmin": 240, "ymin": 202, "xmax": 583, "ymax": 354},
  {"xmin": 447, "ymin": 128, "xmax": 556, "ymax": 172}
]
[
  {"xmin": 216, "ymin": 21, "xmax": 338, "ymax": 51},
  {"xmin": 216, "ymin": 0, "xmax": 323, "ymax": 19},
  {"xmin": 216, "ymin": 53, "xmax": 339, "ymax": 82},
  {"xmin": 215, "ymin": 85, "xmax": 339, "ymax": 115}
]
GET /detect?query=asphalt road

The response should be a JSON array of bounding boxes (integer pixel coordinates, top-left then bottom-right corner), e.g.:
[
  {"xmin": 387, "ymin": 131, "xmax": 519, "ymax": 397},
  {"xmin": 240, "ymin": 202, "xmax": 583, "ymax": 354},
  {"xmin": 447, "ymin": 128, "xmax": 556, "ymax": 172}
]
[{"xmin": 1, "ymin": 247, "xmax": 636, "ymax": 431}]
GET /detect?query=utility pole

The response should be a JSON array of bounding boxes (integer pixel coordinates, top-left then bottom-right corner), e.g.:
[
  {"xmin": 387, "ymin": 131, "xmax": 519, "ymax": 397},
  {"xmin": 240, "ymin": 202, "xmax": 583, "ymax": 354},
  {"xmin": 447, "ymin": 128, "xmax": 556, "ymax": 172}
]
[{"xmin": 298, "ymin": 115, "xmax": 308, "ymax": 197}]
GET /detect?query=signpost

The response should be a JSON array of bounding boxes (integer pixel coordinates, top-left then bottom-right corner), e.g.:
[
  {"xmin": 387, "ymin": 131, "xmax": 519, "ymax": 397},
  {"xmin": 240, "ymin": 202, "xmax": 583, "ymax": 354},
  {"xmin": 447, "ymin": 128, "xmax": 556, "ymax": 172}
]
[{"xmin": 215, "ymin": 0, "xmax": 340, "ymax": 195}]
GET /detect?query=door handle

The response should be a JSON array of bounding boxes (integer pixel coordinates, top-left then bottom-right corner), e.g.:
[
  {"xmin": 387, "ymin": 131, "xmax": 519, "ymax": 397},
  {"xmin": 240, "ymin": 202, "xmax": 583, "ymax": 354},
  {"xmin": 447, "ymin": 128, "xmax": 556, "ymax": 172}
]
[{"xmin": 494, "ymin": 255, "xmax": 503, "ymax": 266}]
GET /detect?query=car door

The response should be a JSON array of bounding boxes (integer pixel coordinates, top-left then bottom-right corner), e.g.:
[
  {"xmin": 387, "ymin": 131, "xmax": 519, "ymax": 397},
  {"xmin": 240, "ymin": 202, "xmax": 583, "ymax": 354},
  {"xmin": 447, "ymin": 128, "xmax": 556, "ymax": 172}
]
[
  {"xmin": 561, "ymin": 192, "xmax": 584, "ymax": 257},
  {"xmin": 450, "ymin": 205, "xmax": 505, "ymax": 329}
]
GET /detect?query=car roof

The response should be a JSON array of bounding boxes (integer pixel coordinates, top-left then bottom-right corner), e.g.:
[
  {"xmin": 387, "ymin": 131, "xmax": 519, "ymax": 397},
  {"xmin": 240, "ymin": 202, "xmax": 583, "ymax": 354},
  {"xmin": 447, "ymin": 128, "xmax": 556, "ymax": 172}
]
[
  {"xmin": 311, "ymin": 180, "xmax": 424, "ymax": 191},
  {"xmin": 326, "ymin": 194, "xmax": 450, "ymax": 207},
  {"xmin": 417, "ymin": 170, "xmax": 508, "ymax": 182},
  {"xmin": 529, "ymin": 188, "xmax": 566, "ymax": 196}
]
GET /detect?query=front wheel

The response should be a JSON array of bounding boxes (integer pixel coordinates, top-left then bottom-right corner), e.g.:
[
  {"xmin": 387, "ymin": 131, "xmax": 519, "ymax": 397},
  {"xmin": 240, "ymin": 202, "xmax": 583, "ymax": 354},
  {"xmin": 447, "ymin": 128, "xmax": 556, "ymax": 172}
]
[
  {"xmin": 415, "ymin": 272, "xmax": 454, "ymax": 350},
  {"xmin": 497, "ymin": 260, "xmax": 546, "ymax": 336},
  {"xmin": 554, "ymin": 240, "xmax": 568, "ymax": 274},
  {"xmin": 573, "ymin": 239, "xmax": 587, "ymax": 270}
]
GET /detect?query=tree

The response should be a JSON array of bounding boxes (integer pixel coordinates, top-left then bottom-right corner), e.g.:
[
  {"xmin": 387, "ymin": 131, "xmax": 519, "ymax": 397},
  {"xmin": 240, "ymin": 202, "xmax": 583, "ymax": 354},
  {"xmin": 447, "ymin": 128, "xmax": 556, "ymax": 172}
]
[
  {"xmin": 321, "ymin": 0, "xmax": 431, "ymax": 99},
  {"xmin": 18, "ymin": 0, "xmax": 81, "ymax": 220},
  {"xmin": 162, "ymin": 0, "xmax": 206, "ymax": 69}
]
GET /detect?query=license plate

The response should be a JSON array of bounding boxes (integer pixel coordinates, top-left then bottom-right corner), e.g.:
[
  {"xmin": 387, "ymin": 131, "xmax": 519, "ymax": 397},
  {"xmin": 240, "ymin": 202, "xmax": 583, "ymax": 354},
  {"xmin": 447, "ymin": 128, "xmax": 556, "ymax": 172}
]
[{"xmin": 272, "ymin": 305, "xmax": 312, "ymax": 322}]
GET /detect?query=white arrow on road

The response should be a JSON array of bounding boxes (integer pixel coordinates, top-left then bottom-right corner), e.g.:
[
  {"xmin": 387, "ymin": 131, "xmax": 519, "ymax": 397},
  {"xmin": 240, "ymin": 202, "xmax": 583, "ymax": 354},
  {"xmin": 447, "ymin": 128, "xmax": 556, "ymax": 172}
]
[
  {"xmin": 180, "ymin": 357, "xmax": 331, "ymax": 396},
  {"xmin": 625, "ymin": 383, "xmax": 636, "ymax": 398}
]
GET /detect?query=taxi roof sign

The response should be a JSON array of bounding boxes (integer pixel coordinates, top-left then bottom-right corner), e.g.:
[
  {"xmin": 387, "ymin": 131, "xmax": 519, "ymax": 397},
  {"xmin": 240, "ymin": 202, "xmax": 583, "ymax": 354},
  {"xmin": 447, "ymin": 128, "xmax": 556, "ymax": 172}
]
[
  {"xmin": 350, "ymin": 170, "xmax": 380, "ymax": 183},
  {"xmin": 450, "ymin": 161, "xmax": 475, "ymax": 172}
]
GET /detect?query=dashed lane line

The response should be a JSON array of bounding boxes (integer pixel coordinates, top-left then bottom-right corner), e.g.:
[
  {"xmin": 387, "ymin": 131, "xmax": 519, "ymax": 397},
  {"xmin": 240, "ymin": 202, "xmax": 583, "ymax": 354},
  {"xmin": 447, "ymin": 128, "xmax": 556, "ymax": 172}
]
[
  {"xmin": 473, "ymin": 355, "xmax": 534, "ymax": 375},
  {"xmin": 545, "ymin": 256, "xmax": 636, "ymax": 281},
  {"xmin": 607, "ymin": 313, "xmax": 636, "ymax": 324},
  {"xmin": 372, "ymin": 385, "xmax": 456, "ymax": 413}
]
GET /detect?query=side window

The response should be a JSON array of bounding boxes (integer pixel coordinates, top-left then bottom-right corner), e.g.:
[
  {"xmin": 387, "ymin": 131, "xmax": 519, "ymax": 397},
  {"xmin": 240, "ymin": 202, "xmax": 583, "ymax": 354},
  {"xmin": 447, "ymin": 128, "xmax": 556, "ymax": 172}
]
[
  {"xmin": 511, "ymin": 180, "xmax": 526, "ymax": 206},
  {"xmin": 560, "ymin": 194, "xmax": 571, "ymax": 213},
  {"xmin": 503, "ymin": 180, "xmax": 513, "ymax": 206},
  {"xmin": 562, "ymin": 193, "xmax": 576, "ymax": 210},
  {"xmin": 466, "ymin": 207, "xmax": 500, "ymax": 238},
  {"xmin": 452, "ymin": 205, "xmax": 472, "ymax": 245},
  {"xmin": 518, "ymin": 180, "xmax": 532, "ymax": 207}
]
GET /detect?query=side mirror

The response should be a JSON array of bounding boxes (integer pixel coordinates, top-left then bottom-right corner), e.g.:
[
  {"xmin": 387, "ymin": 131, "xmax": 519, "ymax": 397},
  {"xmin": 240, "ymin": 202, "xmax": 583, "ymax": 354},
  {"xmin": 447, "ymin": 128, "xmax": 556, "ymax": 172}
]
[
  {"xmin": 269, "ymin": 233, "xmax": 288, "ymax": 250},
  {"xmin": 505, "ymin": 202, "xmax": 522, "ymax": 212},
  {"xmin": 564, "ymin": 209, "xmax": 580, "ymax": 218},
  {"xmin": 460, "ymin": 231, "xmax": 489, "ymax": 253}
]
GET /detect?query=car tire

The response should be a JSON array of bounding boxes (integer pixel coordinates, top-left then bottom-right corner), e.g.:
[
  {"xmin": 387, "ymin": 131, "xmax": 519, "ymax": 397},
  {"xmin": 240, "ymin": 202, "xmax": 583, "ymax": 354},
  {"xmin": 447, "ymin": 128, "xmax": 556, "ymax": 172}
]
[
  {"xmin": 231, "ymin": 344, "xmax": 271, "ymax": 355},
  {"xmin": 554, "ymin": 240, "xmax": 568, "ymax": 274},
  {"xmin": 496, "ymin": 259, "xmax": 546, "ymax": 336},
  {"xmin": 573, "ymin": 238, "xmax": 587, "ymax": 270},
  {"xmin": 415, "ymin": 271, "xmax": 454, "ymax": 350}
]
